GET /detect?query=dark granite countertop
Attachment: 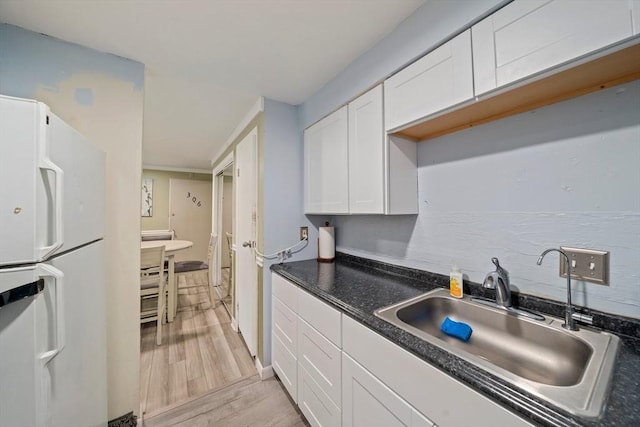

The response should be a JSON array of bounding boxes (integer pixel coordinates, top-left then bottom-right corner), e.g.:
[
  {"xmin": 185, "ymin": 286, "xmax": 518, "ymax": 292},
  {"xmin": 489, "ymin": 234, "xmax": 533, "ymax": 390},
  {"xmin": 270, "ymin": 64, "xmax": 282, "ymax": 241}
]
[{"xmin": 271, "ymin": 253, "xmax": 640, "ymax": 427}]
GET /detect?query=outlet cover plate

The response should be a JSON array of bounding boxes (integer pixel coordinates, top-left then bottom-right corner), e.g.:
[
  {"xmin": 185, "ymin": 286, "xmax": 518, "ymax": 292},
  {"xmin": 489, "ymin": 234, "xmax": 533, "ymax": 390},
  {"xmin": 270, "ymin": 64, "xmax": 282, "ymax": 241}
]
[
  {"xmin": 300, "ymin": 226, "xmax": 308, "ymax": 241},
  {"xmin": 559, "ymin": 246, "xmax": 609, "ymax": 285}
]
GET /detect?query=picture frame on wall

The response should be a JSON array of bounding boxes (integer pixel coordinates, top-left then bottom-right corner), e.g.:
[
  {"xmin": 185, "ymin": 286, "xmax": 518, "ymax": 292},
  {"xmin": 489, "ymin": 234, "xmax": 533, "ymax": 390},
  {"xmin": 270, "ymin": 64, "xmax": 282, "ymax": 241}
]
[{"xmin": 141, "ymin": 178, "xmax": 153, "ymax": 217}]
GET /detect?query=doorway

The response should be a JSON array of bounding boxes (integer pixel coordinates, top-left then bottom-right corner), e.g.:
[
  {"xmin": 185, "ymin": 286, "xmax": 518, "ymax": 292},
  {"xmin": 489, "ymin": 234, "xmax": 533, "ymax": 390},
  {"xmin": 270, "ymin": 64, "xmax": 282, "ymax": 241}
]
[
  {"xmin": 168, "ymin": 178, "xmax": 212, "ymax": 262},
  {"xmin": 213, "ymin": 163, "xmax": 234, "ymax": 313}
]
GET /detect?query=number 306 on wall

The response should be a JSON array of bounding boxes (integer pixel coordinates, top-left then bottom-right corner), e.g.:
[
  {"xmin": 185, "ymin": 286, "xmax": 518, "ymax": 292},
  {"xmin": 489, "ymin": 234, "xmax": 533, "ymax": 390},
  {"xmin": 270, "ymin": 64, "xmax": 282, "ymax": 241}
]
[{"xmin": 186, "ymin": 192, "xmax": 202, "ymax": 207}]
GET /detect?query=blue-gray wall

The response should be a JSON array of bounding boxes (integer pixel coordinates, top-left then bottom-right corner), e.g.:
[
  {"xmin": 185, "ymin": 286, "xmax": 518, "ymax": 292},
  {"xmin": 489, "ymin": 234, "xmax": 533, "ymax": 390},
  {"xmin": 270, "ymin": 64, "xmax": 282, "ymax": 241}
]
[
  {"xmin": 299, "ymin": 2, "xmax": 640, "ymax": 318},
  {"xmin": 262, "ymin": 98, "xmax": 325, "ymax": 364}
]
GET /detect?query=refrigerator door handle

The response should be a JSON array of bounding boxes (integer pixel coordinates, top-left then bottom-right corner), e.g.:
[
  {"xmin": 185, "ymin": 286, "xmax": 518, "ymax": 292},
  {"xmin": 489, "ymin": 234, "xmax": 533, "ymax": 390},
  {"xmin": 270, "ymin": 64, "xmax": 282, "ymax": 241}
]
[
  {"xmin": 38, "ymin": 139, "xmax": 65, "ymax": 261},
  {"xmin": 36, "ymin": 264, "xmax": 65, "ymax": 366}
]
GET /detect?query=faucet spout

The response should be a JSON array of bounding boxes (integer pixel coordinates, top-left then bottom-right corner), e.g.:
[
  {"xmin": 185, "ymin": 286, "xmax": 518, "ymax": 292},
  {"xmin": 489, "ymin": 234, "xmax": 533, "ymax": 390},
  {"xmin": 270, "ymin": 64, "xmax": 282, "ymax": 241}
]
[
  {"xmin": 537, "ymin": 248, "xmax": 577, "ymax": 331},
  {"xmin": 483, "ymin": 257, "xmax": 511, "ymax": 307}
]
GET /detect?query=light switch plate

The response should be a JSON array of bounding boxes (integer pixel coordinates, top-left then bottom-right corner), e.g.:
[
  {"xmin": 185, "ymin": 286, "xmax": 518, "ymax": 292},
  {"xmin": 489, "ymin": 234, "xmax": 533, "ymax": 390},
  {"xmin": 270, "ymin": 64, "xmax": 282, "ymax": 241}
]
[{"xmin": 559, "ymin": 246, "xmax": 609, "ymax": 285}]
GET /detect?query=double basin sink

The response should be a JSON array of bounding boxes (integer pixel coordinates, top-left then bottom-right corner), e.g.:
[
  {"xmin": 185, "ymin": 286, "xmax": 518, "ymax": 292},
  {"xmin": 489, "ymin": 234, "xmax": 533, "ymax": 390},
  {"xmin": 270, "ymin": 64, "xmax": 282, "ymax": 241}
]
[{"xmin": 374, "ymin": 289, "xmax": 620, "ymax": 418}]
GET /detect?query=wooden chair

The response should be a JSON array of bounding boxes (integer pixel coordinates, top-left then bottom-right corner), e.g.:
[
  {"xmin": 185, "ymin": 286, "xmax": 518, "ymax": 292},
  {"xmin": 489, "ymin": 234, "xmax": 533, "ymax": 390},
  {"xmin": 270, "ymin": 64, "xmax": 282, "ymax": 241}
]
[
  {"xmin": 140, "ymin": 245, "xmax": 167, "ymax": 345},
  {"xmin": 174, "ymin": 234, "xmax": 217, "ymax": 308}
]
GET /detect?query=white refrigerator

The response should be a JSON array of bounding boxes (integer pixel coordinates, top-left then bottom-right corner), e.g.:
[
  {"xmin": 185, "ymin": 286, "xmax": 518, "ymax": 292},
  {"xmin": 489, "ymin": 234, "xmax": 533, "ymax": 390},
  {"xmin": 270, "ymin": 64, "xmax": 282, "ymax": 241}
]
[{"xmin": 0, "ymin": 95, "xmax": 107, "ymax": 427}]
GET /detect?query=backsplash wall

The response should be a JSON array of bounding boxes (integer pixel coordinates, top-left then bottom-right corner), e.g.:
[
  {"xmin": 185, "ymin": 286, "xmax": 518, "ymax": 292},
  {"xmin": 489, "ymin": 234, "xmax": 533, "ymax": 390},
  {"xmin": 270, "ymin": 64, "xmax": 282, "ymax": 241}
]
[{"xmin": 334, "ymin": 80, "xmax": 640, "ymax": 319}]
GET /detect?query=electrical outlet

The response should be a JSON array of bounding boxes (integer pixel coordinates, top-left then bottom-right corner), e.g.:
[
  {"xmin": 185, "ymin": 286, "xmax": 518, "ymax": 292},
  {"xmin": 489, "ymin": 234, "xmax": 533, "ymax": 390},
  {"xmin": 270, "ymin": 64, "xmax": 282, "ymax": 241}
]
[
  {"xmin": 559, "ymin": 246, "xmax": 609, "ymax": 285},
  {"xmin": 300, "ymin": 226, "xmax": 308, "ymax": 241}
]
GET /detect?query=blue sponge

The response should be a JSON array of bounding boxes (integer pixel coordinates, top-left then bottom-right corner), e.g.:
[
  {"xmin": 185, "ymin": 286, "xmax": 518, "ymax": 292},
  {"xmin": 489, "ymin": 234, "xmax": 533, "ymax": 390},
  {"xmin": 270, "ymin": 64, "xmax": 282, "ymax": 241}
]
[{"xmin": 440, "ymin": 317, "xmax": 473, "ymax": 342}]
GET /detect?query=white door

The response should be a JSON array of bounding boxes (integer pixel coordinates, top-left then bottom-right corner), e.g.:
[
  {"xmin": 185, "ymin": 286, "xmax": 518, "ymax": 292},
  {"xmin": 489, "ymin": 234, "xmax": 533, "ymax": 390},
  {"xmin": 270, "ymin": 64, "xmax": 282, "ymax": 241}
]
[
  {"xmin": 169, "ymin": 179, "xmax": 212, "ymax": 262},
  {"xmin": 235, "ymin": 128, "xmax": 258, "ymax": 356}
]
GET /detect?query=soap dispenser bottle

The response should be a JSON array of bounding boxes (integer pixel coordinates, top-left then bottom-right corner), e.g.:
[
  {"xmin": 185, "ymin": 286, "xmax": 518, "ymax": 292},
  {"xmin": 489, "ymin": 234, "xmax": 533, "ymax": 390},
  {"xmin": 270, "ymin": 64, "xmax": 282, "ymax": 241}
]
[{"xmin": 450, "ymin": 264, "xmax": 463, "ymax": 298}]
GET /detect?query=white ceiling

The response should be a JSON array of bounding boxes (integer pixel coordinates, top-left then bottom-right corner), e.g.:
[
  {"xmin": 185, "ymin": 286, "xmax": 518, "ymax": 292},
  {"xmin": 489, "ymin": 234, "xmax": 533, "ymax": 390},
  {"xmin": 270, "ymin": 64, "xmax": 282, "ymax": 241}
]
[{"xmin": 0, "ymin": 0, "xmax": 425, "ymax": 171}]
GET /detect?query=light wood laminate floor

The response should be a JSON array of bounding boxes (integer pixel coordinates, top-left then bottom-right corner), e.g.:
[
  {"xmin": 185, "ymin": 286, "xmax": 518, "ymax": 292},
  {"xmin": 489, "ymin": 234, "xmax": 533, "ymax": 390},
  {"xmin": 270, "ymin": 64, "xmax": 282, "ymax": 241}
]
[
  {"xmin": 140, "ymin": 271, "xmax": 257, "ymax": 417},
  {"xmin": 143, "ymin": 375, "xmax": 308, "ymax": 427}
]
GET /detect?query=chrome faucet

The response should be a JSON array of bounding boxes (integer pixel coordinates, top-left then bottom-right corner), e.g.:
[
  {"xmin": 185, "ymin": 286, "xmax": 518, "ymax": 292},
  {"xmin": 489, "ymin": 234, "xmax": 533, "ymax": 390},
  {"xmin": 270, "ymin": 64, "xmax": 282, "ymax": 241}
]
[
  {"xmin": 537, "ymin": 248, "xmax": 577, "ymax": 331},
  {"xmin": 483, "ymin": 257, "xmax": 511, "ymax": 307}
]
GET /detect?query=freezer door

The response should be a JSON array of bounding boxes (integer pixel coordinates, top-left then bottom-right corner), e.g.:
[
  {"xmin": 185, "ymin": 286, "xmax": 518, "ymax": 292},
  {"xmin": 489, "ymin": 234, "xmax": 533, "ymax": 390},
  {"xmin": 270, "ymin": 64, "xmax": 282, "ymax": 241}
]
[
  {"xmin": 0, "ymin": 95, "xmax": 105, "ymax": 266},
  {"xmin": 0, "ymin": 95, "xmax": 46, "ymax": 266},
  {"xmin": 48, "ymin": 111, "xmax": 105, "ymax": 254}
]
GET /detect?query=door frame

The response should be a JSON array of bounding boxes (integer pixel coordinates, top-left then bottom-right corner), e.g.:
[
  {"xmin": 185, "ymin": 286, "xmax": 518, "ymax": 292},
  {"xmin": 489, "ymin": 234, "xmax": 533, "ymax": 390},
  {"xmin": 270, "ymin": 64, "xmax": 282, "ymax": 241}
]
[{"xmin": 212, "ymin": 152, "xmax": 234, "ymax": 316}]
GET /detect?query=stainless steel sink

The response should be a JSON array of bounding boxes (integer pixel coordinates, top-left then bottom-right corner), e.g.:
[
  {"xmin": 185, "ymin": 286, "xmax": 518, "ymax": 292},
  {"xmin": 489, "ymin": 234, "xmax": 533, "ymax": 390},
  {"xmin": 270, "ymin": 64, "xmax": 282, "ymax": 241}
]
[{"xmin": 374, "ymin": 288, "xmax": 620, "ymax": 418}]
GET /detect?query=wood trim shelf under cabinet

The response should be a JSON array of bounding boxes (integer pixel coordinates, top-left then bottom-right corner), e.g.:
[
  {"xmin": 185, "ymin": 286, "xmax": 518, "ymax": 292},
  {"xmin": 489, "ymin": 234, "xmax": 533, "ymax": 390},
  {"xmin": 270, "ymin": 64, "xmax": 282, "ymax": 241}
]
[{"xmin": 391, "ymin": 39, "xmax": 640, "ymax": 142}]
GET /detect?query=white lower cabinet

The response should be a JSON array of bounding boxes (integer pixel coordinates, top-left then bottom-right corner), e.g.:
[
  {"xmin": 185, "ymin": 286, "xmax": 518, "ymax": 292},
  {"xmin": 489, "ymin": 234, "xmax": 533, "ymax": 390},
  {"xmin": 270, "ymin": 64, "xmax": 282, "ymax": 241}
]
[
  {"xmin": 342, "ymin": 316, "xmax": 535, "ymax": 427},
  {"xmin": 298, "ymin": 317, "xmax": 342, "ymax": 406},
  {"xmin": 343, "ymin": 353, "xmax": 434, "ymax": 427},
  {"xmin": 272, "ymin": 273, "xmax": 534, "ymax": 427},
  {"xmin": 272, "ymin": 295, "xmax": 298, "ymax": 402},
  {"xmin": 298, "ymin": 364, "xmax": 342, "ymax": 426},
  {"xmin": 271, "ymin": 273, "xmax": 342, "ymax": 426}
]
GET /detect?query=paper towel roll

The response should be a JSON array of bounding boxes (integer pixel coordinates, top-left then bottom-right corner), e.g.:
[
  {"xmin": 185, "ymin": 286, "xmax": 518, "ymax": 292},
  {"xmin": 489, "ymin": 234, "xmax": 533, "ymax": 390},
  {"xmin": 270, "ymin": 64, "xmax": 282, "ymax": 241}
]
[{"xmin": 318, "ymin": 226, "xmax": 335, "ymax": 262}]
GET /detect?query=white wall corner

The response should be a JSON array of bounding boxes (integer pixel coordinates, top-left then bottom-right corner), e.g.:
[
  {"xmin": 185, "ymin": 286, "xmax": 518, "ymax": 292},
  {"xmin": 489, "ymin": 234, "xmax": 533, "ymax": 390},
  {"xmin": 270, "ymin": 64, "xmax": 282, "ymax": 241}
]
[
  {"xmin": 210, "ymin": 96, "xmax": 264, "ymax": 167},
  {"xmin": 254, "ymin": 357, "xmax": 275, "ymax": 380}
]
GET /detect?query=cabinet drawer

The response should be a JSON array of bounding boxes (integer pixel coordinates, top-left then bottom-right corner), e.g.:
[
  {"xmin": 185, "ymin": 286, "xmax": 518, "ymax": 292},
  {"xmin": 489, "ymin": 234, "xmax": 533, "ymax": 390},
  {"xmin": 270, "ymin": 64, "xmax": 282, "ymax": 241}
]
[
  {"xmin": 298, "ymin": 317, "xmax": 342, "ymax": 408},
  {"xmin": 272, "ymin": 296, "xmax": 297, "ymax": 355},
  {"xmin": 272, "ymin": 273, "xmax": 298, "ymax": 311},
  {"xmin": 342, "ymin": 316, "xmax": 534, "ymax": 427},
  {"xmin": 298, "ymin": 288, "xmax": 341, "ymax": 347},
  {"xmin": 272, "ymin": 332, "xmax": 297, "ymax": 403},
  {"xmin": 298, "ymin": 364, "xmax": 342, "ymax": 427}
]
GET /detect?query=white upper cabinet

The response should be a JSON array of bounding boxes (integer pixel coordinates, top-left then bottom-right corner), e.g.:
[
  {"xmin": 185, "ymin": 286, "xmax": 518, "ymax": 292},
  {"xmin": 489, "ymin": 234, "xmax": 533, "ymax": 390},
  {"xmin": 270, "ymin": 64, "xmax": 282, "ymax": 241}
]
[
  {"xmin": 473, "ymin": 0, "xmax": 636, "ymax": 96},
  {"xmin": 384, "ymin": 29, "xmax": 473, "ymax": 132},
  {"xmin": 305, "ymin": 86, "xmax": 418, "ymax": 215},
  {"xmin": 348, "ymin": 85, "xmax": 385, "ymax": 214},
  {"xmin": 304, "ymin": 106, "xmax": 349, "ymax": 214}
]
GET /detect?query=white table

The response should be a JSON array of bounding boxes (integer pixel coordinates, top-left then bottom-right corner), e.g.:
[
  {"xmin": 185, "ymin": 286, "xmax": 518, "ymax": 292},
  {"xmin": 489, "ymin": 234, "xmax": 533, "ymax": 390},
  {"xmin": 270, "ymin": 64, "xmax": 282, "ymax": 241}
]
[{"xmin": 141, "ymin": 239, "xmax": 193, "ymax": 322}]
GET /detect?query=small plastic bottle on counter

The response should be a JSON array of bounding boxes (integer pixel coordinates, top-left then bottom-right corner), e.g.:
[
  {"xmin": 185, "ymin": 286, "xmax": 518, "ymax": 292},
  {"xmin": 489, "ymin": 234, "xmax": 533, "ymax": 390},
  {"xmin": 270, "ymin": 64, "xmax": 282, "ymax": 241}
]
[{"xmin": 450, "ymin": 263, "xmax": 463, "ymax": 298}]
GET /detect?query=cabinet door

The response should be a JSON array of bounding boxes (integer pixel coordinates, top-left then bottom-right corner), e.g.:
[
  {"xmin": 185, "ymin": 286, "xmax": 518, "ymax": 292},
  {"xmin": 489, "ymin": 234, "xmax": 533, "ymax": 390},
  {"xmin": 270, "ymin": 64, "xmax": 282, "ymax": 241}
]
[
  {"xmin": 299, "ymin": 364, "xmax": 342, "ymax": 427},
  {"xmin": 384, "ymin": 30, "xmax": 473, "ymax": 131},
  {"xmin": 343, "ymin": 353, "xmax": 414, "ymax": 427},
  {"xmin": 304, "ymin": 106, "xmax": 349, "ymax": 214},
  {"xmin": 342, "ymin": 316, "xmax": 535, "ymax": 427},
  {"xmin": 473, "ymin": 0, "xmax": 635, "ymax": 95},
  {"xmin": 348, "ymin": 85, "xmax": 384, "ymax": 214}
]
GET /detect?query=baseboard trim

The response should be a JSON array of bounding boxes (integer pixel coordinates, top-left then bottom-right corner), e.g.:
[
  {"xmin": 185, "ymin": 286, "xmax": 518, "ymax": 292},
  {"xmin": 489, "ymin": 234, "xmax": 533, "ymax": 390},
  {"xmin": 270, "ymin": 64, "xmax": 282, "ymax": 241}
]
[
  {"xmin": 108, "ymin": 411, "xmax": 137, "ymax": 427},
  {"xmin": 231, "ymin": 317, "xmax": 238, "ymax": 332},
  {"xmin": 254, "ymin": 357, "xmax": 274, "ymax": 380}
]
